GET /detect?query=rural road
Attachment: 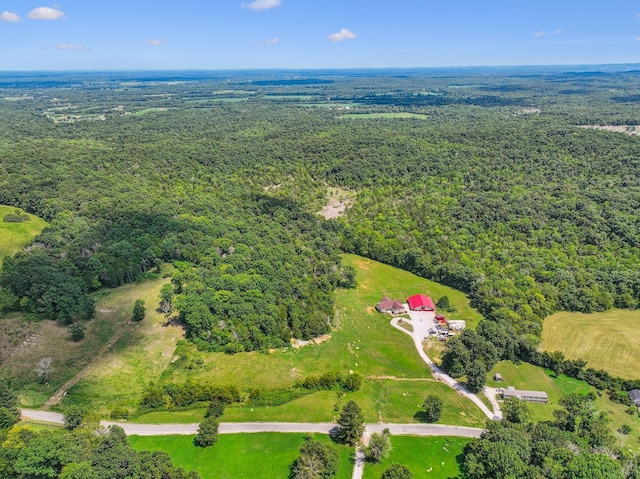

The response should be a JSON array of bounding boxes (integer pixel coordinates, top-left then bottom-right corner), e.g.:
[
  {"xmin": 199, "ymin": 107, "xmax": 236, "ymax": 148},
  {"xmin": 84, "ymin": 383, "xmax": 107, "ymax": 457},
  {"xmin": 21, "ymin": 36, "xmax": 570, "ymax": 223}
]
[
  {"xmin": 21, "ymin": 409, "xmax": 483, "ymax": 438},
  {"xmin": 391, "ymin": 316, "xmax": 502, "ymax": 420}
]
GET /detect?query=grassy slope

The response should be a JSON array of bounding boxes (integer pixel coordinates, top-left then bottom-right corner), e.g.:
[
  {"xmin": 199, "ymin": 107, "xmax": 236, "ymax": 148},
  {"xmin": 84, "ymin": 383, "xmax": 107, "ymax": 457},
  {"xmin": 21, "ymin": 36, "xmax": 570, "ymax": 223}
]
[
  {"xmin": 486, "ymin": 360, "xmax": 640, "ymax": 453},
  {"xmin": 363, "ymin": 436, "xmax": 469, "ymax": 479},
  {"xmin": 0, "ymin": 205, "xmax": 48, "ymax": 265},
  {"xmin": 62, "ymin": 268, "xmax": 180, "ymax": 412},
  {"xmin": 5, "ymin": 270, "xmax": 174, "ymax": 408},
  {"xmin": 541, "ymin": 309, "xmax": 640, "ymax": 379},
  {"xmin": 131, "ymin": 254, "xmax": 485, "ymax": 425},
  {"xmin": 129, "ymin": 433, "xmax": 353, "ymax": 479}
]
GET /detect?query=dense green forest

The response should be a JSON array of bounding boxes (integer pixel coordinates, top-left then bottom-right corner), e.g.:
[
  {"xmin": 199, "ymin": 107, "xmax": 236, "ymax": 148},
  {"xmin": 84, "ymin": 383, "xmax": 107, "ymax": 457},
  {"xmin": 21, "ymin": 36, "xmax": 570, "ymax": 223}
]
[
  {"xmin": 2, "ymin": 67, "xmax": 640, "ymax": 478},
  {"xmin": 1, "ymin": 68, "xmax": 640, "ymax": 356}
]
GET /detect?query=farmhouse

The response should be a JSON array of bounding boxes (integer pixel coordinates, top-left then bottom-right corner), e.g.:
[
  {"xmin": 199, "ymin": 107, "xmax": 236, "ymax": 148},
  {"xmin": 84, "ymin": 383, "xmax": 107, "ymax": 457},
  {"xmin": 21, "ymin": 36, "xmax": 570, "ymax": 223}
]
[
  {"xmin": 501, "ymin": 386, "xmax": 548, "ymax": 403},
  {"xmin": 629, "ymin": 389, "xmax": 640, "ymax": 407},
  {"xmin": 407, "ymin": 294, "xmax": 435, "ymax": 311},
  {"xmin": 376, "ymin": 297, "xmax": 406, "ymax": 315}
]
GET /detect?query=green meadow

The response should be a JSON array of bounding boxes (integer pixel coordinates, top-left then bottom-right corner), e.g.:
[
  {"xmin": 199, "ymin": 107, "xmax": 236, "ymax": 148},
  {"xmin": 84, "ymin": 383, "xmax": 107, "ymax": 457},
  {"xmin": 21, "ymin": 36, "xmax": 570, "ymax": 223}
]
[{"xmin": 129, "ymin": 433, "xmax": 353, "ymax": 479}]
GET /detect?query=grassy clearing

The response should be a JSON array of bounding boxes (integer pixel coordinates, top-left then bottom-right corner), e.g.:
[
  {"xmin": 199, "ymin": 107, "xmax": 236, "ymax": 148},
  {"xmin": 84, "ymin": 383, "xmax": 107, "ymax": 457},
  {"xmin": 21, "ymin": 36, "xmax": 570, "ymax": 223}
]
[
  {"xmin": 133, "ymin": 108, "xmax": 170, "ymax": 116},
  {"xmin": 0, "ymin": 205, "xmax": 48, "ymax": 266},
  {"xmin": 125, "ymin": 255, "xmax": 483, "ymax": 426},
  {"xmin": 541, "ymin": 309, "xmax": 640, "ymax": 379},
  {"xmin": 4, "ymin": 270, "xmax": 174, "ymax": 408},
  {"xmin": 363, "ymin": 436, "xmax": 469, "ymax": 479},
  {"xmin": 338, "ymin": 112, "xmax": 429, "ymax": 120},
  {"xmin": 62, "ymin": 268, "xmax": 180, "ymax": 413},
  {"xmin": 69, "ymin": 254, "xmax": 484, "ymax": 425},
  {"xmin": 129, "ymin": 433, "xmax": 353, "ymax": 479},
  {"xmin": 486, "ymin": 360, "xmax": 640, "ymax": 452}
]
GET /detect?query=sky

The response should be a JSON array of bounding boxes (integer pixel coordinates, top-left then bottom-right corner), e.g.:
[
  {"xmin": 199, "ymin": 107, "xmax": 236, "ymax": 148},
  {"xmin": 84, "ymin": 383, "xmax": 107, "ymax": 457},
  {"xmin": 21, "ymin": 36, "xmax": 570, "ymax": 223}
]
[{"xmin": 1, "ymin": 0, "xmax": 640, "ymax": 70}]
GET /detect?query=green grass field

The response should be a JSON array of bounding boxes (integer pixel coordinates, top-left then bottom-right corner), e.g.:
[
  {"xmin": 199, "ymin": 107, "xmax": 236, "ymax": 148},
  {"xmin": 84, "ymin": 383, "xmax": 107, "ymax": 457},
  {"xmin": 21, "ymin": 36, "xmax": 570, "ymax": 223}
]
[
  {"xmin": 541, "ymin": 309, "xmax": 640, "ymax": 379},
  {"xmin": 363, "ymin": 436, "xmax": 469, "ymax": 479},
  {"xmin": 486, "ymin": 360, "xmax": 640, "ymax": 452},
  {"xmin": 6, "ymin": 270, "xmax": 174, "ymax": 408},
  {"xmin": 61, "ymin": 269, "xmax": 180, "ymax": 412},
  {"xmin": 129, "ymin": 433, "xmax": 353, "ymax": 479},
  {"xmin": 69, "ymin": 254, "xmax": 486, "ymax": 425},
  {"xmin": 0, "ymin": 205, "xmax": 48, "ymax": 266},
  {"xmin": 338, "ymin": 113, "xmax": 429, "ymax": 119}
]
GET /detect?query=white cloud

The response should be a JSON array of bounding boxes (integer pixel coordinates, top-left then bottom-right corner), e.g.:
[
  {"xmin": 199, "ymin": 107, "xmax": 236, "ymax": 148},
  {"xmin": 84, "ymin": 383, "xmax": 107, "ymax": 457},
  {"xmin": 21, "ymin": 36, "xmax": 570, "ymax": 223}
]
[
  {"xmin": 28, "ymin": 7, "xmax": 65, "ymax": 20},
  {"xmin": 553, "ymin": 29, "xmax": 563, "ymax": 35},
  {"xmin": 264, "ymin": 37, "xmax": 279, "ymax": 44},
  {"xmin": 327, "ymin": 28, "xmax": 357, "ymax": 42},
  {"xmin": 532, "ymin": 31, "xmax": 546, "ymax": 37},
  {"xmin": 636, "ymin": 36, "xmax": 640, "ymax": 41},
  {"xmin": 0, "ymin": 11, "xmax": 20, "ymax": 22},
  {"xmin": 241, "ymin": 0, "xmax": 281, "ymax": 11},
  {"xmin": 56, "ymin": 43, "xmax": 88, "ymax": 52},
  {"xmin": 146, "ymin": 39, "xmax": 163, "ymax": 46}
]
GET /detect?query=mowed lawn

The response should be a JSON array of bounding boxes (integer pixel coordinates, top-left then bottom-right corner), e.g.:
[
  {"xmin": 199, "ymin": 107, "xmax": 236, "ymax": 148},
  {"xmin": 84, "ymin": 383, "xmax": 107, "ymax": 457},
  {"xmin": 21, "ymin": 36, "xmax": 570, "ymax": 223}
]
[
  {"xmin": 129, "ymin": 433, "xmax": 353, "ymax": 479},
  {"xmin": 363, "ymin": 436, "xmax": 469, "ymax": 479},
  {"xmin": 541, "ymin": 309, "xmax": 640, "ymax": 379},
  {"xmin": 486, "ymin": 360, "xmax": 640, "ymax": 453},
  {"xmin": 0, "ymin": 205, "xmax": 48, "ymax": 265},
  {"xmin": 133, "ymin": 254, "xmax": 486, "ymax": 425}
]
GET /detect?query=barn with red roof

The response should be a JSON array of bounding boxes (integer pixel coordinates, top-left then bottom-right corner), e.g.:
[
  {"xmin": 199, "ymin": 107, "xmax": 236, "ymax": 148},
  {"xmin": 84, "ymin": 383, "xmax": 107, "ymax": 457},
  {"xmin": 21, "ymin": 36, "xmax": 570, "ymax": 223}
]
[{"xmin": 407, "ymin": 294, "xmax": 435, "ymax": 311}]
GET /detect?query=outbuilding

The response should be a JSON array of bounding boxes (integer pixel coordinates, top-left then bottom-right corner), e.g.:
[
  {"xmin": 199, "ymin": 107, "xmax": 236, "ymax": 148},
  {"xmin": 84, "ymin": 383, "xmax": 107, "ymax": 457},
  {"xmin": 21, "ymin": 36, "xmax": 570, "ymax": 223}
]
[
  {"xmin": 629, "ymin": 389, "xmax": 640, "ymax": 407},
  {"xmin": 501, "ymin": 386, "xmax": 548, "ymax": 403},
  {"xmin": 407, "ymin": 294, "xmax": 435, "ymax": 311}
]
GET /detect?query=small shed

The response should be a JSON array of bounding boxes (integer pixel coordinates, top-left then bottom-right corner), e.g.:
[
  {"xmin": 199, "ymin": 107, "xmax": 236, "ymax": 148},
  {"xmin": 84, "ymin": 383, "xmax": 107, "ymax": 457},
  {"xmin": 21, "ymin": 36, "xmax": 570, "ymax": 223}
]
[
  {"xmin": 629, "ymin": 389, "xmax": 640, "ymax": 407},
  {"xmin": 494, "ymin": 373, "xmax": 503, "ymax": 382}
]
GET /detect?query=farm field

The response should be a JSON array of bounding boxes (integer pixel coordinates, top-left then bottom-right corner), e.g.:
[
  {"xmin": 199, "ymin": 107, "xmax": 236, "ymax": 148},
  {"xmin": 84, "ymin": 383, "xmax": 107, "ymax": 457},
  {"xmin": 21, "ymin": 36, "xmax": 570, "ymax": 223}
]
[
  {"xmin": 362, "ymin": 436, "xmax": 469, "ymax": 479},
  {"xmin": 0, "ymin": 205, "xmax": 48, "ymax": 267},
  {"xmin": 486, "ymin": 360, "xmax": 640, "ymax": 452},
  {"xmin": 541, "ymin": 309, "xmax": 640, "ymax": 379},
  {"xmin": 129, "ymin": 433, "xmax": 353, "ymax": 479}
]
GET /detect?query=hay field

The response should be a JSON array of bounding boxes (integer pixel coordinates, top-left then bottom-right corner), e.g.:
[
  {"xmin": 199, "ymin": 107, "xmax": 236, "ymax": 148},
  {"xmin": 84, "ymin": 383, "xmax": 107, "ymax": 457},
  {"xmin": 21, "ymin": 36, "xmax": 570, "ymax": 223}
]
[{"xmin": 541, "ymin": 310, "xmax": 640, "ymax": 380}]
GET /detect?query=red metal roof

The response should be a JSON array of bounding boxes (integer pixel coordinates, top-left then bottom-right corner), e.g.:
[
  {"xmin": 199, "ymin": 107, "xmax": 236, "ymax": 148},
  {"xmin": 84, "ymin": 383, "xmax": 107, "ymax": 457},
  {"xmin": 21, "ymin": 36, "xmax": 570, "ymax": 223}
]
[{"xmin": 407, "ymin": 294, "xmax": 435, "ymax": 310}]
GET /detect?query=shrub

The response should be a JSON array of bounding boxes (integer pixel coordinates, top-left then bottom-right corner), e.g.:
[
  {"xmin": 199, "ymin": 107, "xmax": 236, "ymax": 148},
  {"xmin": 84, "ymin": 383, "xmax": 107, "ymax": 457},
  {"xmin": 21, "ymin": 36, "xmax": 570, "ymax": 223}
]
[
  {"xmin": 194, "ymin": 417, "xmax": 219, "ymax": 447},
  {"xmin": 422, "ymin": 395, "xmax": 443, "ymax": 423}
]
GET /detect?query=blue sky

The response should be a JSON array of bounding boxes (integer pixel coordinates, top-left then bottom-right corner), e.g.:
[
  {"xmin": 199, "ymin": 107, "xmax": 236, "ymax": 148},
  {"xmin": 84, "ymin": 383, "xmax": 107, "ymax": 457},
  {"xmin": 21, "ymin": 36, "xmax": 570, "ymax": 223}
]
[{"xmin": 1, "ymin": 1, "xmax": 639, "ymax": 70}]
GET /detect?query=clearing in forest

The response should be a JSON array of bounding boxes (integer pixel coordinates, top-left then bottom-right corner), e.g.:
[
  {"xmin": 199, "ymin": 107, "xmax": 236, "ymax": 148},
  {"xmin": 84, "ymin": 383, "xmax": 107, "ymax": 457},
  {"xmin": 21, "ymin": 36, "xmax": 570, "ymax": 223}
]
[
  {"xmin": 0, "ymin": 205, "xmax": 48, "ymax": 267},
  {"xmin": 541, "ymin": 309, "xmax": 640, "ymax": 380},
  {"xmin": 317, "ymin": 187, "xmax": 356, "ymax": 219},
  {"xmin": 577, "ymin": 125, "xmax": 640, "ymax": 136}
]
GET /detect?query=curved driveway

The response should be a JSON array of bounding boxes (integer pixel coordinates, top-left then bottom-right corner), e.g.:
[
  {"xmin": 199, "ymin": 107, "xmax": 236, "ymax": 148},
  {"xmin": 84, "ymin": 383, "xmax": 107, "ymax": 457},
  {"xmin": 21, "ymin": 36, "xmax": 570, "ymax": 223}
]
[{"xmin": 391, "ymin": 316, "xmax": 501, "ymax": 420}]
